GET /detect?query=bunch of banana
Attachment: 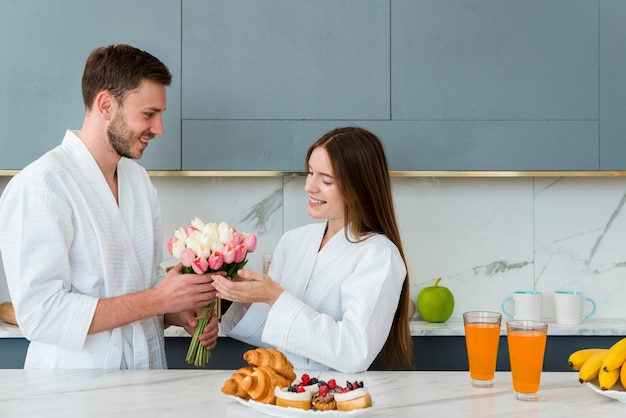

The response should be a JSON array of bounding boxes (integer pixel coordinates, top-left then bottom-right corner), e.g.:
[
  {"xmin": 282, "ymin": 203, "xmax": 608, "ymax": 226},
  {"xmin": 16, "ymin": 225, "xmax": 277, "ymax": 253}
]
[
  {"xmin": 568, "ymin": 337, "xmax": 626, "ymax": 391},
  {"xmin": 571, "ymin": 349, "xmax": 609, "ymax": 384},
  {"xmin": 568, "ymin": 348, "xmax": 608, "ymax": 371}
]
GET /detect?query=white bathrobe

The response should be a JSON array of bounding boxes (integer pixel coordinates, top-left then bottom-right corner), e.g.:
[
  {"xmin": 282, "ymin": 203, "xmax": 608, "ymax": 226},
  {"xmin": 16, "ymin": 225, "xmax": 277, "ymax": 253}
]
[
  {"xmin": 0, "ymin": 130, "xmax": 167, "ymax": 369},
  {"xmin": 220, "ymin": 222, "xmax": 406, "ymax": 373}
]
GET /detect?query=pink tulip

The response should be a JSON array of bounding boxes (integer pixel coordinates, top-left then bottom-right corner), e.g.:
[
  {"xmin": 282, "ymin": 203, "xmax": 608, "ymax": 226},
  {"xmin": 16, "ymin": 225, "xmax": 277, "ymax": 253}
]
[
  {"xmin": 222, "ymin": 244, "xmax": 236, "ymax": 264},
  {"xmin": 228, "ymin": 233, "xmax": 243, "ymax": 247},
  {"xmin": 180, "ymin": 248, "xmax": 196, "ymax": 267},
  {"xmin": 208, "ymin": 252, "xmax": 225, "ymax": 270},
  {"xmin": 243, "ymin": 233, "xmax": 257, "ymax": 253},
  {"xmin": 192, "ymin": 257, "xmax": 209, "ymax": 274},
  {"xmin": 167, "ymin": 236, "xmax": 178, "ymax": 255},
  {"xmin": 234, "ymin": 244, "xmax": 247, "ymax": 263}
]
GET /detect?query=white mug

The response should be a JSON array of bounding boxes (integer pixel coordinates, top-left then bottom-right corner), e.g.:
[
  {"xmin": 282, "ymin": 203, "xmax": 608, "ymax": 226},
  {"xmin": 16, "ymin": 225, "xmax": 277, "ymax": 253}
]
[
  {"xmin": 501, "ymin": 291, "xmax": 543, "ymax": 321},
  {"xmin": 554, "ymin": 291, "xmax": 596, "ymax": 325}
]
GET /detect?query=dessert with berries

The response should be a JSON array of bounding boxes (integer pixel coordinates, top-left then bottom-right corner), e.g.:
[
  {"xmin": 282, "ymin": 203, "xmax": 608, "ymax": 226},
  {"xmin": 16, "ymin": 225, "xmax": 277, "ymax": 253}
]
[
  {"xmin": 299, "ymin": 373, "xmax": 320, "ymax": 394},
  {"xmin": 334, "ymin": 380, "xmax": 372, "ymax": 411},
  {"xmin": 273, "ymin": 374, "xmax": 321, "ymax": 410},
  {"xmin": 274, "ymin": 385, "xmax": 312, "ymax": 410},
  {"xmin": 311, "ymin": 379, "xmax": 338, "ymax": 411}
]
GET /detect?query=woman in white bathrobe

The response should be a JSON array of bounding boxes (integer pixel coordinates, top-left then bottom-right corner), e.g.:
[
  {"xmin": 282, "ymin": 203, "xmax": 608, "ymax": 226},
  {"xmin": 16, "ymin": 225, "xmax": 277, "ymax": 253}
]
[{"xmin": 214, "ymin": 127, "xmax": 414, "ymax": 373}]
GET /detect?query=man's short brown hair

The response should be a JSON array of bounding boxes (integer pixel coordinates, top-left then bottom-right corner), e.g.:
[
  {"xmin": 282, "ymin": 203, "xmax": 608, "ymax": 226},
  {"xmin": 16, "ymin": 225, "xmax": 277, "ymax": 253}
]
[{"xmin": 81, "ymin": 44, "xmax": 172, "ymax": 110}]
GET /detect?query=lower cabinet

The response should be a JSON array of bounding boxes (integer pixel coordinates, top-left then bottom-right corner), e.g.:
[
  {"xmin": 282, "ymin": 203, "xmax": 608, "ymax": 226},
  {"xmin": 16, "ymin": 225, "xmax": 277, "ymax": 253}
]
[
  {"xmin": 166, "ymin": 335, "xmax": 626, "ymax": 372},
  {"xmin": 2, "ymin": 336, "xmax": 624, "ymax": 371}
]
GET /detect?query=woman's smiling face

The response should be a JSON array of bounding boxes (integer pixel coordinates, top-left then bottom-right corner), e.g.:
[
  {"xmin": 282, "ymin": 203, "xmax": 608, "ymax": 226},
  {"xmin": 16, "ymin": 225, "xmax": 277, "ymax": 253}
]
[{"xmin": 304, "ymin": 147, "xmax": 345, "ymax": 227}]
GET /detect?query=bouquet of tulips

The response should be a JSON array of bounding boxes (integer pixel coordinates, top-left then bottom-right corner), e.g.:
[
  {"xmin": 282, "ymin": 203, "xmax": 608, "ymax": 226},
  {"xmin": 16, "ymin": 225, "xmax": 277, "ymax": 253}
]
[{"xmin": 167, "ymin": 217, "xmax": 257, "ymax": 367}]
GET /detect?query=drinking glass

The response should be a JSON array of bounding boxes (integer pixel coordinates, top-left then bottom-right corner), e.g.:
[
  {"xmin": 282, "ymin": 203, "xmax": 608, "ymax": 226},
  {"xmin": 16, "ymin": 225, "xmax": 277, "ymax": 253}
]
[
  {"xmin": 506, "ymin": 320, "xmax": 548, "ymax": 401},
  {"xmin": 463, "ymin": 311, "xmax": 502, "ymax": 387}
]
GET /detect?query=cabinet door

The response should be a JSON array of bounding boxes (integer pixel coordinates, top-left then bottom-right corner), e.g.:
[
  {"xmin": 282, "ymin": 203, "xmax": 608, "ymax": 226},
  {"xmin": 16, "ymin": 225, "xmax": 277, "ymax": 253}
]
[
  {"xmin": 0, "ymin": 0, "xmax": 182, "ymax": 170},
  {"xmin": 181, "ymin": 0, "xmax": 390, "ymax": 171},
  {"xmin": 600, "ymin": 0, "xmax": 626, "ymax": 170},
  {"xmin": 391, "ymin": 0, "xmax": 599, "ymax": 171}
]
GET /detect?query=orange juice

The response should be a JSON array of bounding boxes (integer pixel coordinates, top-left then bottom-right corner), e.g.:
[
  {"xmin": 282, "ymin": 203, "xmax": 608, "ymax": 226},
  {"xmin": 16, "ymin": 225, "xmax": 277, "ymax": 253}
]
[
  {"xmin": 507, "ymin": 330, "xmax": 547, "ymax": 394},
  {"xmin": 464, "ymin": 323, "xmax": 501, "ymax": 381}
]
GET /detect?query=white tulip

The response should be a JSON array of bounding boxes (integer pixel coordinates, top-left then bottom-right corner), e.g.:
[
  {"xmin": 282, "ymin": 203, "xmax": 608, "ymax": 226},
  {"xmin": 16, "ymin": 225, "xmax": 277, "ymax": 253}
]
[
  {"xmin": 190, "ymin": 217, "xmax": 205, "ymax": 230},
  {"xmin": 174, "ymin": 227, "xmax": 188, "ymax": 244},
  {"xmin": 217, "ymin": 221, "xmax": 233, "ymax": 244},
  {"xmin": 196, "ymin": 234, "xmax": 212, "ymax": 258}
]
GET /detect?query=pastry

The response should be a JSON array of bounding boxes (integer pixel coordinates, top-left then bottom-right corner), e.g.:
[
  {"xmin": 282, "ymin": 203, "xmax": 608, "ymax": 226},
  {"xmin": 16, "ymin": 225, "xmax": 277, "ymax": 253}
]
[
  {"xmin": 293, "ymin": 373, "xmax": 320, "ymax": 394},
  {"xmin": 243, "ymin": 347, "xmax": 296, "ymax": 381},
  {"xmin": 0, "ymin": 302, "xmax": 17, "ymax": 325},
  {"xmin": 222, "ymin": 348, "xmax": 296, "ymax": 404},
  {"xmin": 240, "ymin": 365, "xmax": 292, "ymax": 404},
  {"xmin": 312, "ymin": 380, "xmax": 338, "ymax": 411},
  {"xmin": 312, "ymin": 390, "xmax": 336, "ymax": 411},
  {"xmin": 274, "ymin": 386, "xmax": 312, "ymax": 410},
  {"xmin": 220, "ymin": 366, "xmax": 254, "ymax": 399},
  {"xmin": 335, "ymin": 387, "xmax": 372, "ymax": 411}
]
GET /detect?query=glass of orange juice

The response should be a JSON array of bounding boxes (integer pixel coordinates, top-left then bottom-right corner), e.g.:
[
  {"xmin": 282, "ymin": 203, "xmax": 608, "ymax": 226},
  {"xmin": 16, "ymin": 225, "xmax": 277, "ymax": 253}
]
[
  {"xmin": 463, "ymin": 311, "xmax": 502, "ymax": 387},
  {"xmin": 506, "ymin": 320, "xmax": 548, "ymax": 401}
]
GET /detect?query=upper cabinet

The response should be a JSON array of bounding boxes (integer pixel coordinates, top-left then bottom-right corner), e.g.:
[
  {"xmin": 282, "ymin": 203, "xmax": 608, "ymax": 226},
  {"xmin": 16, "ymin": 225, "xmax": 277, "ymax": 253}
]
[
  {"xmin": 181, "ymin": 0, "xmax": 390, "ymax": 171},
  {"xmin": 389, "ymin": 0, "xmax": 599, "ymax": 171},
  {"xmin": 0, "ymin": 0, "xmax": 182, "ymax": 170},
  {"xmin": 600, "ymin": 0, "xmax": 626, "ymax": 170},
  {"xmin": 181, "ymin": 0, "xmax": 604, "ymax": 172},
  {"xmin": 1, "ymin": 1, "xmax": 624, "ymax": 172}
]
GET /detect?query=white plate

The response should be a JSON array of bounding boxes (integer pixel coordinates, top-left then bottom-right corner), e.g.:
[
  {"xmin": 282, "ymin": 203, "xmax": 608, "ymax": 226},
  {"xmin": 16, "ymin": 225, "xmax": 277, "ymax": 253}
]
[
  {"xmin": 231, "ymin": 396, "xmax": 372, "ymax": 417},
  {"xmin": 586, "ymin": 380, "xmax": 626, "ymax": 403}
]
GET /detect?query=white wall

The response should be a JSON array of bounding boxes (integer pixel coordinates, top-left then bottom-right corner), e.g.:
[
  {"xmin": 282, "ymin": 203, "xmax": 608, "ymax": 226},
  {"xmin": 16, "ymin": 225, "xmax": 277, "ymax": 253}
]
[{"xmin": 2, "ymin": 174, "xmax": 625, "ymax": 320}]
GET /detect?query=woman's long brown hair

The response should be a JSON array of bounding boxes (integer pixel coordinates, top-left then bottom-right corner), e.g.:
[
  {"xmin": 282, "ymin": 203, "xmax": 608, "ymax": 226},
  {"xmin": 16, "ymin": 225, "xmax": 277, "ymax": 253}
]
[{"xmin": 306, "ymin": 127, "xmax": 414, "ymax": 370}]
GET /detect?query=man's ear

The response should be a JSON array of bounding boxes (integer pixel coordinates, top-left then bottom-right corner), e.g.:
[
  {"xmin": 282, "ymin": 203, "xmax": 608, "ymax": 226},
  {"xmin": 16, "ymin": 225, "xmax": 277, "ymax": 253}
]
[{"xmin": 94, "ymin": 91, "xmax": 115, "ymax": 121}]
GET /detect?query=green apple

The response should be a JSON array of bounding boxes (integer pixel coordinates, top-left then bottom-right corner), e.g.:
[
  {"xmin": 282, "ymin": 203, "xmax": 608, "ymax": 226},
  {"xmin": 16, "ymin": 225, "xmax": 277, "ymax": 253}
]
[{"xmin": 417, "ymin": 277, "xmax": 454, "ymax": 323}]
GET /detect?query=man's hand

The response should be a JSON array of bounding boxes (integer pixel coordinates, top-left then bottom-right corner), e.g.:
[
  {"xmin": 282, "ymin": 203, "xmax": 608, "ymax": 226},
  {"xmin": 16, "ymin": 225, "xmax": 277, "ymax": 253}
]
[
  {"xmin": 165, "ymin": 308, "xmax": 219, "ymax": 350},
  {"xmin": 154, "ymin": 263, "xmax": 218, "ymax": 313}
]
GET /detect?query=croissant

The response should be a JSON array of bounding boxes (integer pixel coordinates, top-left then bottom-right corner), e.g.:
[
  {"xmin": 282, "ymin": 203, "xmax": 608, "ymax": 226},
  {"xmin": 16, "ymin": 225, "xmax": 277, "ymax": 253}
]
[
  {"xmin": 243, "ymin": 348, "xmax": 296, "ymax": 381},
  {"xmin": 221, "ymin": 366, "xmax": 254, "ymax": 398},
  {"xmin": 241, "ymin": 365, "xmax": 292, "ymax": 404}
]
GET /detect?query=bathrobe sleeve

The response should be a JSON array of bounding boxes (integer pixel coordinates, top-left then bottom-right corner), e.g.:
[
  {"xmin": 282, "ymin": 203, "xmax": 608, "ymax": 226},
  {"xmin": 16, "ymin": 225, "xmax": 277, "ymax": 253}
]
[
  {"xmin": 219, "ymin": 222, "xmax": 312, "ymax": 347},
  {"xmin": 0, "ymin": 167, "xmax": 98, "ymax": 350}
]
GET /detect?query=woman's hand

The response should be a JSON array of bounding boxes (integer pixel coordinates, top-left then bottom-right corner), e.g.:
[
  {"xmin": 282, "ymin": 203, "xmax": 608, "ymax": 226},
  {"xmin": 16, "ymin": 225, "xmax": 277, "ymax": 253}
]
[{"xmin": 212, "ymin": 269, "xmax": 283, "ymax": 306}]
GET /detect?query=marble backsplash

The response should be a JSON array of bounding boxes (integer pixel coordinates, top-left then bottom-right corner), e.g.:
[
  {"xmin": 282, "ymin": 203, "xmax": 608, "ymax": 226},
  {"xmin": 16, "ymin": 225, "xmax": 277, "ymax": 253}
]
[{"xmin": 1, "ymin": 174, "xmax": 625, "ymax": 321}]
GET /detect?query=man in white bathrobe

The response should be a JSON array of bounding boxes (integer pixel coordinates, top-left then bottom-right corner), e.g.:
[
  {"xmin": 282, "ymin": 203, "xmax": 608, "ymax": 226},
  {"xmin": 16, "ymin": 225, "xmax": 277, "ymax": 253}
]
[{"xmin": 0, "ymin": 44, "xmax": 219, "ymax": 368}]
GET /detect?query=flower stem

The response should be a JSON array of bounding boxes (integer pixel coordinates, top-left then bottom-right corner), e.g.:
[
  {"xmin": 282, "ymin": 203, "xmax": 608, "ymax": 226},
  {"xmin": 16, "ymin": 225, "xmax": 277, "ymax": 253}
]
[{"xmin": 185, "ymin": 301, "xmax": 215, "ymax": 367}]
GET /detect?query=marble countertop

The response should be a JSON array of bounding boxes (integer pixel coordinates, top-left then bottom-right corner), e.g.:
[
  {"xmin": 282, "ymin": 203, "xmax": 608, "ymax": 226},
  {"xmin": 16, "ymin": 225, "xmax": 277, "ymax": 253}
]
[
  {"xmin": 2, "ymin": 317, "xmax": 626, "ymax": 338},
  {"xmin": 408, "ymin": 317, "xmax": 626, "ymax": 336},
  {"xmin": 0, "ymin": 369, "xmax": 623, "ymax": 417}
]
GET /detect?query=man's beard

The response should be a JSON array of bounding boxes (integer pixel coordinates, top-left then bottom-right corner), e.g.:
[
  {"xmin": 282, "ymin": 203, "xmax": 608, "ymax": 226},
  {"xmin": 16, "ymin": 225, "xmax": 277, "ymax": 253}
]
[{"xmin": 107, "ymin": 112, "xmax": 145, "ymax": 160}]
